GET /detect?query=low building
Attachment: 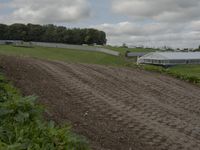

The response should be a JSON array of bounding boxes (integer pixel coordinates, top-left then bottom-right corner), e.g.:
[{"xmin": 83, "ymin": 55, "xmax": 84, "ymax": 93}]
[
  {"xmin": 126, "ymin": 52, "xmax": 147, "ymax": 57},
  {"xmin": 137, "ymin": 52, "xmax": 200, "ymax": 66}
]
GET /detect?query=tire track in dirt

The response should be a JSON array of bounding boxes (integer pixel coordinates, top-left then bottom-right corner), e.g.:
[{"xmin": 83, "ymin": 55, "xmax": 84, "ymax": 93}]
[
  {"xmin": 36, "ymin": 60, "xmax": 200, "ymax": 150},
  {"xmin": 55, "ymin": 62, "xmax": 200, "ymax": 137},
  {"xmin": 1, "ymin": 56, "xmax": 200, "ymax": 150}
]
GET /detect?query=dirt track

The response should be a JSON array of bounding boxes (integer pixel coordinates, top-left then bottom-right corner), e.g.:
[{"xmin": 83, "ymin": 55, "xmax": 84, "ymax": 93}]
[{"xmin": 1, "ymin": 56, "xmax": 200, "ymax": 150}]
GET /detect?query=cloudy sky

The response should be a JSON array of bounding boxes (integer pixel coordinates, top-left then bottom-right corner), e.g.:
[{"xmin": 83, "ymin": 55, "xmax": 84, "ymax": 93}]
[{"xmin": 0, "ymin": 0, "xmax": 200, "ymax": 48}]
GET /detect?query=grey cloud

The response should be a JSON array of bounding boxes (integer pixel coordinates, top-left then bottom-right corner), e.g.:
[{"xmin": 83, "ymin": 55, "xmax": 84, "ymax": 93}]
[
  {"xmin": 190, "ymin": 21, "xmax": 200, "ymax": 31},
  {"xmin": 93, "ymin": 21, "xmax": 200, "ymax": 48},
  {"xmin": 93, "ymin": 22, "xmax": 186, "ymax": 36},
  {"xmin": 0, "ymin": 0, "xmax": 91, "ymax": 24},
  {"xmin": 98, "ymin": 0, "xmax": 200, "ymax": 48},
  {"xmin": 112, "ymin": 0, "xmax": 200, "ymax": 22}
]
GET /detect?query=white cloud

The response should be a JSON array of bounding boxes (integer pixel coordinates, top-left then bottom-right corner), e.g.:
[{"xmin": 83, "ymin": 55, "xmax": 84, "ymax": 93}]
[
  {"xmin": 94, "ymin": 22, "xmax": 184, "ymax": 36},
  {"xmin": 111, "ymin": 0, "xmax": 200, "ymax": 22},
  {"xmin": 189, "ymin": 21, "xmax": 200, "ymax": 31},
  {"xmin": 0, "ymin": 0, "xmax": 199, "ymax": 48},
  {"xmin": 93, "ymin": 21, "xmax": 200, "ymax": 48},
  {"xmin": 92, "ymin": 0, "xmax": 200, "ymax": 48},
  {"xmin": 0, "ymin": 0, "xmax": 91, "ymax": 24}
]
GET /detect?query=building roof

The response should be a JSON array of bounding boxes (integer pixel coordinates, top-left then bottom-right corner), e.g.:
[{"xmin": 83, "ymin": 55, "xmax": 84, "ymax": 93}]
[
  {"xmin": 127, "ymin": 52, "xmax": 147, "ymax": 57},
  {"xmin": 140, "ymin": 52, "xmax": 200, "ymax": 60}
]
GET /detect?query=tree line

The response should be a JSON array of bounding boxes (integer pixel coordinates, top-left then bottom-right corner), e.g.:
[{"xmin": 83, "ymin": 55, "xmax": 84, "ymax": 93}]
[{"xmin": 0, "ymin": 23, "xmax": 107, "ymax": 45}]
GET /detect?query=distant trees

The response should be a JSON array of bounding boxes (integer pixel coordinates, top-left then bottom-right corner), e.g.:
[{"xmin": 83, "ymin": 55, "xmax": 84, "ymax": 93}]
[
  {"xmin": 121, "ymin": 43, "xmax": 128, "ymax": 48},
  {"xmin": 194, "ymin": 45, "xmax": 200, "ymax": 51},
  {"xmin": 0, "ymin": 24, "xmax": 7, "ymax": 40},
  {"xmin": 0, "ymin": 23, "xmax": 107, "ymax": 45}
]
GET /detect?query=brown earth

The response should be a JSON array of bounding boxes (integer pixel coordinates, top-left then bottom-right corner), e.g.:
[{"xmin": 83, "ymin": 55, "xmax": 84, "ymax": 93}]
[{"xmin": 1, "ymin": 55, "xmax": 200, "ymax": 150}]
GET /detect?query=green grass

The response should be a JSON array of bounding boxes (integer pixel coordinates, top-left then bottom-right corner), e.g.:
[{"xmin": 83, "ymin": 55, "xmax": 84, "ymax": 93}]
[
  {"xmin": 169, "ymin": 65, "xmax": 200, "ymax": 77},
  {"xmin": 142, "ymin": 64, "xmax": 200, "ymax": 84},
  {"xmin": 0, "ymin": 73, "xmax": 89, "ymax": 150},
  {"xmin": 0, "ymin": 45, "xmax": 133, "ymax": 67},
  {"xmin": 103, "ymin": 45, "xmax": 157, "ymax": 55},
  {"xmin": 1, "ymin": 44, "xmax": 200, "ymax": 85}
]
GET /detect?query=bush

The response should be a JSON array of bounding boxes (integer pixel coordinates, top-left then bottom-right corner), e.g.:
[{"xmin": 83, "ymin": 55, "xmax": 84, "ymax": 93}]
[{"xmin": 0, "ymin": 74, "xmax": 89, "ymax": 150}]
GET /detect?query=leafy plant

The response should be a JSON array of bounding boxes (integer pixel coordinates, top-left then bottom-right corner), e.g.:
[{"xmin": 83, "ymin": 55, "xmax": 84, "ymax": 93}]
[{"xmin": 0, "ymin": 74, "xmax": 89, "ymax": 150}]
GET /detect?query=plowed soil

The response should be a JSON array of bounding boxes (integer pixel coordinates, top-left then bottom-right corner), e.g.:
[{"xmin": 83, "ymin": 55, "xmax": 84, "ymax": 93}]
[{"xmin": 1, "ymin": 55, "xmax": 200, "ymax": 150}]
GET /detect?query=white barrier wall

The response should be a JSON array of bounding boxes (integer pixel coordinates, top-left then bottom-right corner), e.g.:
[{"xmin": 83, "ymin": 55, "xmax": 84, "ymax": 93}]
[
  {"xmin": 0, "ymin": 40, "xmax": 22, "ymax": 45},
  {"xmin": 0, "ymin": 41, "xmax": 5, "ymax": 45},
  {"xmin": 31, "ymin": 42, "xmax": 120, "ymax": 56},
  {"xmin": 0, "ymin": 40, "xmax": 120, "ymax": 56}
]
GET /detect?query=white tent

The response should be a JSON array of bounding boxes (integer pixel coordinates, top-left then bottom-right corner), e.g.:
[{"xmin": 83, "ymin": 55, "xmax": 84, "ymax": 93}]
[{"xmin": 137, "ymin": 52, "xmax": 200, "ymax": 66}]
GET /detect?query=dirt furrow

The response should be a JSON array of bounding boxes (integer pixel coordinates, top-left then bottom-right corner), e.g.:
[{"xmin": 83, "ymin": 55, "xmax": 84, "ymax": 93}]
[
  {"xmin": 37, "ymin": 60, "xmax": 200, "ymax": 149},
  {"xmin": 54, "ymin": 62, "xmax": 200, "ymax": 134},
  {"xmin": 1, "ymin": 56, "xmax": 200, "ymax": 150}
]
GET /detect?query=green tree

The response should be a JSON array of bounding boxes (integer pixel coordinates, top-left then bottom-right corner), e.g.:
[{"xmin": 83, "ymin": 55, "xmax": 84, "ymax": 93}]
[
  {"xmin": 7, "ymin": 24, "xmax": 28, "ymax": 40},
  {"xmin": 27, "ymin": 24, "xmax": 45, "ymax": 41},
  {"xmin": 122, "ymin": 43, "xmax": 128, "ymax": 48},
  {"xmin": 0, "ymin": 24, "xmax": 8, "ymax": 40},
  {"xmin": 0, "ymin": 23, "xmax": 107, "ymax": 45}
]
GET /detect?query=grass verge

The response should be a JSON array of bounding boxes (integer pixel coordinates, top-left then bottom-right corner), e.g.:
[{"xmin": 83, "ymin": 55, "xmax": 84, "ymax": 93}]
[
  {"xmin": 0, "ymin": 73, "xmax": 89, "ymax": 150},
  {"xmin": 0, "ymin": 45, "xmax": 133, "ymax": 67},
  {"xmin": 1, "ymin": 44, "xmax": 200, "ymax": 85},
  {"xmin": 142, "ymin": 65, "xmax": 200, "ymax": 84},
  {"xmin": 103, "ymin": 46, "xmax": 156, "ymax": 55}
]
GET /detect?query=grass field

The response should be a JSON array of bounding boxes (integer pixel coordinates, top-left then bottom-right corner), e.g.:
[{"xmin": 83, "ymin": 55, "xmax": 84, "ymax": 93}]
[
  {"xmin": 169, "ymin": 65, "xmax": 200, "ymax": 77},
  {"xmin": 143, "ymin": 64, "xmax": 200, "ymax": 84},
  {"xmin": 169, "ymin": 65, "xmax": 200, "ymax": 83},
  {"xmin": 104, "ymin": 45, "xmax": 157, "ymax": 55},
  {"xmin": 1, "ymin": 44, "xmax": 200, "ymax": 84},
  {"xmin": 0, "ymin": 45, "xmax": 133, "ymax": 67}
]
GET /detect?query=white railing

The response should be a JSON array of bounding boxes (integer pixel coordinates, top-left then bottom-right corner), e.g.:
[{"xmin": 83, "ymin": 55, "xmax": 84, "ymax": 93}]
[
  {"xmin": 31, "ymin": 42, "xmax": 120, "ymax": 56},
  {"xmin": 0, "ymin": 40, "xmax": 119, "ymax": 56}
]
